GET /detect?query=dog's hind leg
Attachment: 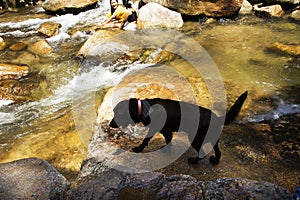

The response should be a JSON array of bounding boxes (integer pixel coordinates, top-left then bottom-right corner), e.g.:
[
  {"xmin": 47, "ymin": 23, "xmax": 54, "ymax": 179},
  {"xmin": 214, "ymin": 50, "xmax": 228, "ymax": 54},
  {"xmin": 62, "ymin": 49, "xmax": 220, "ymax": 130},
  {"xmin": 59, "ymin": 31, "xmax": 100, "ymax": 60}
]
[{"xmin": 209, "ymin": 141, "xmax": 221, "ymax": 165}]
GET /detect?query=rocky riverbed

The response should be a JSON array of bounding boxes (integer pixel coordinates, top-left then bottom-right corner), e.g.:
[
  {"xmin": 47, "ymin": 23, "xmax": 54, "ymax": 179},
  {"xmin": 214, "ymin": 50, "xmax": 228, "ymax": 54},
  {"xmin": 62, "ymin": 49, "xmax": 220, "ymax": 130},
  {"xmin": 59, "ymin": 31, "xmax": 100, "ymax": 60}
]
[{"xmin": 0, "ymin": 0, "xmax": 299, "ymax": 199}]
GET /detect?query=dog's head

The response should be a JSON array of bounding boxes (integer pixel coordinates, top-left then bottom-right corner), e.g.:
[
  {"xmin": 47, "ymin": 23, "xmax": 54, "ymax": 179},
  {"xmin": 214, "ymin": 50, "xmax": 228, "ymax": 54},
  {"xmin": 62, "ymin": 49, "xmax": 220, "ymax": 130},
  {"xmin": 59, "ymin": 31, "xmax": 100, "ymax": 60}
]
[{"xmin": 109, "ymin": 98, "xmax": 140, "ymax": 128}]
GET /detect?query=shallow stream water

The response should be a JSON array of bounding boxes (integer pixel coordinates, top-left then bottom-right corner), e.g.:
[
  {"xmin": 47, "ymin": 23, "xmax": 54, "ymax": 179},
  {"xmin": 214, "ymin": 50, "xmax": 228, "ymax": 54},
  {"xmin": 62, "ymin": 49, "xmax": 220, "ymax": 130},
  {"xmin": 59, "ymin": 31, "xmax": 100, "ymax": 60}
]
[{"xmin": 0, "ymin": 1, "xmax": 299, "ymax": 190}]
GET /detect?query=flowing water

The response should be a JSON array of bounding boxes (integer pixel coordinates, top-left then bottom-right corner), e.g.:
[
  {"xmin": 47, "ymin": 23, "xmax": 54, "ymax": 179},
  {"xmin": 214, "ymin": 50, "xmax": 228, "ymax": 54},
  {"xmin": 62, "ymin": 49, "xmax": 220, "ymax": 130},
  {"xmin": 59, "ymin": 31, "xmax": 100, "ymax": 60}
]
[{"xmin": 0, "ymin": 1, "xmax": 299, "ymax": 189}]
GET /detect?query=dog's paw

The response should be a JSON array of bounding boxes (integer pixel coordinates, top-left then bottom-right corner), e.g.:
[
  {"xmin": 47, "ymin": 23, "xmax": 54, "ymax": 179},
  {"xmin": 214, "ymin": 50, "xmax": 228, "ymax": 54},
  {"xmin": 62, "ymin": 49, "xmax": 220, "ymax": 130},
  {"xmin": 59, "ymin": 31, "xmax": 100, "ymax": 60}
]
[
  {"xmin": 209, "ymin": 156, "xmax": 220, "ymax": 165},
  {"xmin": 188, "ymin": 157, "xmax": 200, "ymax": 164},
  {"xmin": 132, "ymin": 146, "xmax": 143, "ymax": 153}
]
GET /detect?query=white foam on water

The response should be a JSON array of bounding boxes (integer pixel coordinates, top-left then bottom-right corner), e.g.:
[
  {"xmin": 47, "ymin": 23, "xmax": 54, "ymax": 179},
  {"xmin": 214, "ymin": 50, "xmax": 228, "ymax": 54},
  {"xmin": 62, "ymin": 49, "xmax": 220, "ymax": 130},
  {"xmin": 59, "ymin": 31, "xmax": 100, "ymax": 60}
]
[
  {"xmin": 0, "ymin": 1, "xmax": 109, "ymax": 39},
  {"xmin": 0, "ymin": 100, "xmax": 14, "ymax": 107},
  {"xmin": 249, "ymin": 100, "xmax": 300, "ymax": 122}
]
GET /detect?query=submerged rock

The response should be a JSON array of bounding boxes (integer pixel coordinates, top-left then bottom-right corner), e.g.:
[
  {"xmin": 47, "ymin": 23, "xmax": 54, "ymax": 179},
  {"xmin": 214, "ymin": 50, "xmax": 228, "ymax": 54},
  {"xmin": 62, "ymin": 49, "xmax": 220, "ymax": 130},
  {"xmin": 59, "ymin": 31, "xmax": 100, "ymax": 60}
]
[
  {"xmin": 9, "ymin": 42, "xmax": 27, "ymax": 51},
  {"xmin": 272, "ymin": 42, "xmax": 300, "ymax": 56},
  {"xmin": 137, "ymin": 3, "xmax": 183, "ymax": 29},
  {"xmin": 0, "ymin": 157, "xmax": 69, "ymax": 200}
]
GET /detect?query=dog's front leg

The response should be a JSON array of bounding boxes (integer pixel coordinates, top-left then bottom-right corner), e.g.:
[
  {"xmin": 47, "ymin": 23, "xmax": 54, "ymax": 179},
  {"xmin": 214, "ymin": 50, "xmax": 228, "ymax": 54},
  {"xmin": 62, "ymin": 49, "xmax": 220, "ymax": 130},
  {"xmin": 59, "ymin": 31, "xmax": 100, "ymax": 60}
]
[{"xmin": 132, "ymin": 129, "xmax": 157, "ymax": 153}]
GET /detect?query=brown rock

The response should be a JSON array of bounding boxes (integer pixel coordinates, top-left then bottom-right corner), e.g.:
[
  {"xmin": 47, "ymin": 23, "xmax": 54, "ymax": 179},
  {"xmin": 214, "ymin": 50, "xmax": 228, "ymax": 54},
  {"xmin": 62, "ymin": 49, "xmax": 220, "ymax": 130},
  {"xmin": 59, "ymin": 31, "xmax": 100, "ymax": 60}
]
[
  {"xmin": 9, "ymin": 42, "xmax": 27, "ymax": 51},
  {"xmin": 145, "ymin": 0, "xmax": 244, "ymax": 17},
  {"xmin": 272, "ymin": 42, "xmax": 300, "ymax": 56},
  {"xmin": 42, "ymin": 0, "xmax": 98, "ymax": 14},
  {"xmin": 38, "ymin": 22, "xmax": 62, "ymax": 37},
  {"xmin": 0, "ymin": 63, "xmax": 29, "ymax": 80},
  {"xmin": 0, "ymin": 37, "xmax": 6, "ymax": 51},
  {"xmin": 27, "ymin": 39, "xmax": 52, "ymax": 56}
]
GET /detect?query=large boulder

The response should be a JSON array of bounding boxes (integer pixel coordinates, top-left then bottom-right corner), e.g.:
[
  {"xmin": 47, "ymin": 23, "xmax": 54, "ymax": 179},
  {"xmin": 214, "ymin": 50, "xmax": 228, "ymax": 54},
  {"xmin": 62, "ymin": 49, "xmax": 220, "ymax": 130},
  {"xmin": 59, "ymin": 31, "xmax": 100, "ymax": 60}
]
[
  {"xmin": 67, "ymin": 168, "xmax": 293, "ymax": 199},
  {"xmin": 0, "ymin": 157, "xmax": 69, "ymax": 199},
  {"xmin": 144, "ymin": 0, "xmax": 244, "ymax": 17},
  {"xmin": 78, "ymin": 29, "xmax": 186, "ymax": 64},
  {"xmin": 137, "ymin": 3, "xmax": 183, "ymax": 29},
  {"xmin": 42, "ymin": 0, "xmax": 98, "ymax": 15}
]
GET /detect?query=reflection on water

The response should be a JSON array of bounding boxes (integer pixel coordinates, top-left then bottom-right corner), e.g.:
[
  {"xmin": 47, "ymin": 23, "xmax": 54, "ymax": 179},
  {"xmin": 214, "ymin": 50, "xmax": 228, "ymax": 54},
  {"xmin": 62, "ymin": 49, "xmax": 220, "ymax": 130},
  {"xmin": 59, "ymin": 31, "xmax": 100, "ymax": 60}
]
[{"xmin": 0, "ymin": 4, "xmax": 299, "ymax": 188}]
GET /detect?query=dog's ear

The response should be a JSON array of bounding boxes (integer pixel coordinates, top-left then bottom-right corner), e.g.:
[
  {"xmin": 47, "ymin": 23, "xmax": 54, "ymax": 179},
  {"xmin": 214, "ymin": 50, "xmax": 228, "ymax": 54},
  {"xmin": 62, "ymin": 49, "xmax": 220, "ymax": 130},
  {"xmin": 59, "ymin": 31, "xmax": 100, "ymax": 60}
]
[{"xmin": 129, "ymin": 98, "xmax": 140, "ymax": 123}]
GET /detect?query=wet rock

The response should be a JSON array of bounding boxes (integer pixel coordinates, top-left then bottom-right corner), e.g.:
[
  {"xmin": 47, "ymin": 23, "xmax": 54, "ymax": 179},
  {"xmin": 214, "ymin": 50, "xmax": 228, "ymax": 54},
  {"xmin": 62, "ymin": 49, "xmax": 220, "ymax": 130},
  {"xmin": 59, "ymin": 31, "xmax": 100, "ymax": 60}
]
[
  {"xmin": 254, "ymin": 123, "xmax": 271, "ymax": 132},
  {"xmin": 204, "ymin": 18, "xmax": 217, "ymax": 24},
  {"xmin": 13, "ymin": 51, "xmax": 40, "ymax": 66},
  {"xmin": 145, "ymin": 0, "xmax": 244, "ymax": 17},
  {"xmin": 137, "ymin": 3, "xmax": 183, "ymax": 29},
  {"xmin": 0, "ymin": 37, "xmax": 6, "ymax": 51},
  {"xmin": 9, "ymin": 42, "xmax": 27, "ymax": 51},
  {"xmin": 290, "ymin": 8, "xmax": 300, "ymax": 21},
  {"xmin": 0, "ymin": 63, "xmax": 29, "ymax": 80},
  {"xmin": 254, "ymin": 4, "xmax": 284, "ymax": 17},
  {"xmin": 0, "ymin": 71, "xmax": 42, "ymax": 101},
  {"xmin": 69, "ymin": 167, "xmax": 292, "ymax": 199},
  {"xmin": 272, "ymin": 42, "xmax": 300, "ymax": 56},
  {"xmin": 42, "ymin": 0, "xmax": 98, "ymax": 15},
  {"xmin": 239, "ymin": 0, "xmax": 253, "ymax": 15},
  {"xmin": 38, "ymin": 22, "xmax": 62, "ymax": 37},
  {"xmin": 0, "ymin": 157, "xmax": 69, "ymax": 200},
  {"xmin": 78, "ymin": 29, "xmax": 185, "ymax": 64},
  {"xmin": 27, "ymin": 39, "xmax": 52, "ymax": 56},
  {"xmin": 77, "ymin": 30, "xmax": 130, "ymax": 62}
]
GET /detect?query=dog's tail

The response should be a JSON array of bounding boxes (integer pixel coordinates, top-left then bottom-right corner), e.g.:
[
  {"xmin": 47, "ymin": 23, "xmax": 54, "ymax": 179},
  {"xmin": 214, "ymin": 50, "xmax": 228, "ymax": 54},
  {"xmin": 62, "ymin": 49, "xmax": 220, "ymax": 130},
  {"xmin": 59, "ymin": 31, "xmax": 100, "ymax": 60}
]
[{"xmin": 224, "ymin": 91, "xmax": 248, "ymax": 125}]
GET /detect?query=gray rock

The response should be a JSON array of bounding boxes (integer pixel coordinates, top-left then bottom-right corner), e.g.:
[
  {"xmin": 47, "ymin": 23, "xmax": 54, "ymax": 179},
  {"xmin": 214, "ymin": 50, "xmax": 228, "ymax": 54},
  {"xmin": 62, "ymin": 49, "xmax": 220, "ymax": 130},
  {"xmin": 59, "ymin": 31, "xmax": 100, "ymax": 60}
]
[
  {"xmin": 68, "ymin": 167, "xmax": 293, "ymax": 200},
  {"xmin": 0, "ymin": 157, "xmax": 69, "ymax": 200},
  {"xmin": 201, "ymin": 178, "xmax": 293, "ymax": 200}
]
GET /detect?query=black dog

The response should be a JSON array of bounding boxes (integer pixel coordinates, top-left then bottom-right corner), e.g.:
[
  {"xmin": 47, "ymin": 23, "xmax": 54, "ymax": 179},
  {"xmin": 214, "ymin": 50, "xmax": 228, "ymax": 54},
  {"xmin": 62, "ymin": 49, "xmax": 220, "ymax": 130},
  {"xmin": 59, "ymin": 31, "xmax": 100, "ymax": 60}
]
[{"xmin": 109, "ymin": 91, "xmax": 248, "ymax": 165}]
